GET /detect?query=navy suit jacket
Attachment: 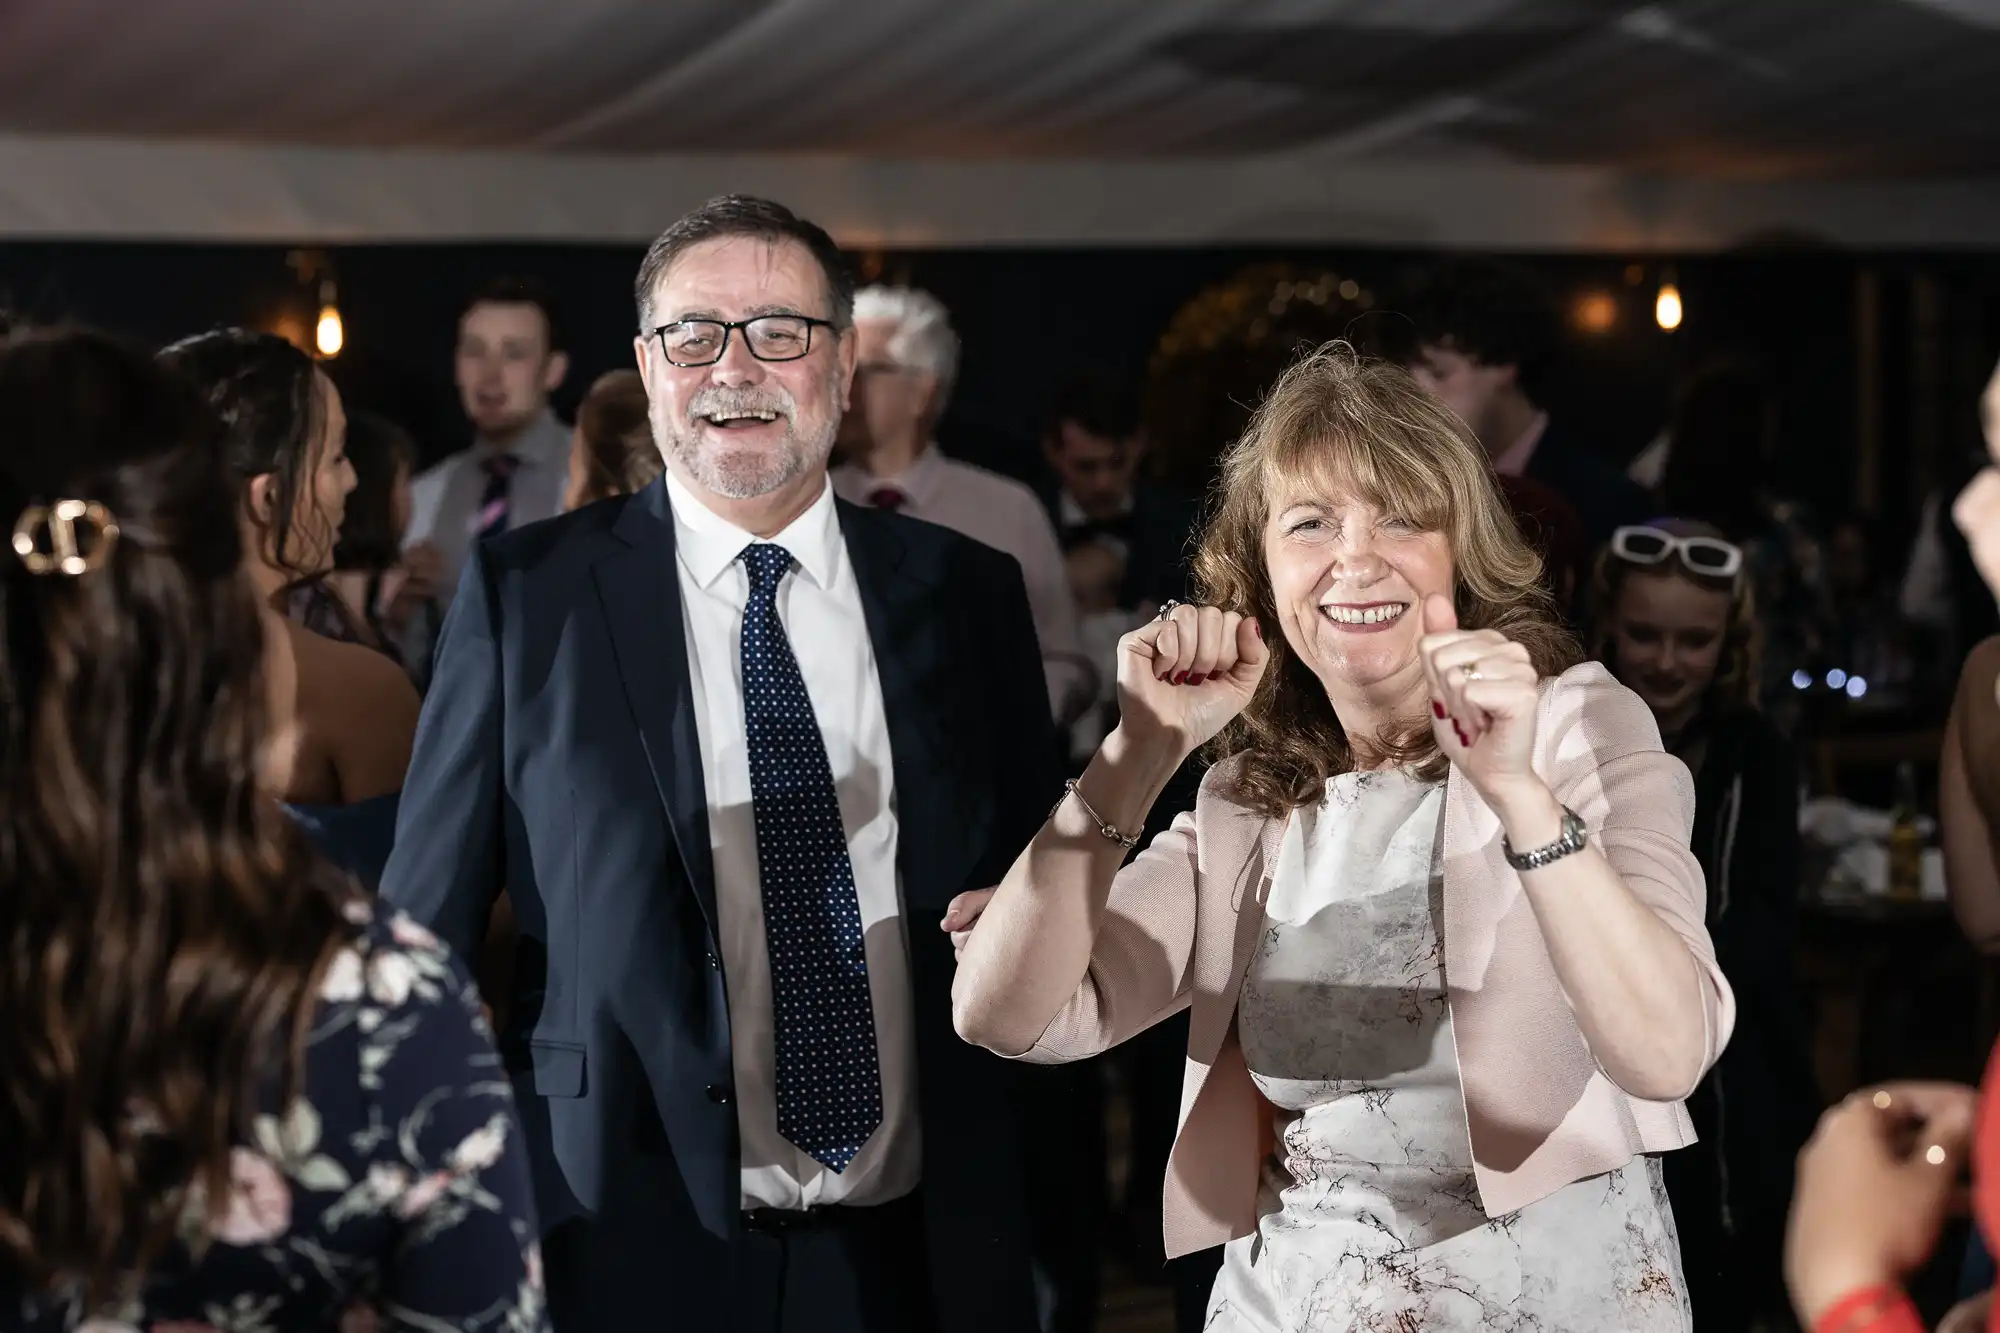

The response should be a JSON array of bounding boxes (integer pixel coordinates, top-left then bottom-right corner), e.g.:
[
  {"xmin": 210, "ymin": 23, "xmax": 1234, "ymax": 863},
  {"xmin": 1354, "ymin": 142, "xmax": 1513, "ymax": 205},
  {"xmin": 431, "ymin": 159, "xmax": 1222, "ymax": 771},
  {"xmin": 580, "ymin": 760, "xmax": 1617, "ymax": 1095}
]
[{"xmin": 381, "ymin": 477, "xmax": 1054, "ymax": 1331}]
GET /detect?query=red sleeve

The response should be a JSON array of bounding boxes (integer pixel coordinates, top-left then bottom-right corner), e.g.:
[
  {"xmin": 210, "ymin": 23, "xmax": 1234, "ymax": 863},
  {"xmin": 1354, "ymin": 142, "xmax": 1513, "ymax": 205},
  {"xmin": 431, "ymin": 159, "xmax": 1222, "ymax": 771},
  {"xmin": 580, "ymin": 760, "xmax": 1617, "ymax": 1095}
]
[
  {"xmin": 1812, "ymin": 1288, "xmax": 1923, "ymax": 1333},
  {"xmin": 1978, "ymin": 1038, "xmax": 2000, "ymax": 1288},
  {"xmin": 1856, "ymin": 1297, "xmax": 1924, "ymax": 1333}
]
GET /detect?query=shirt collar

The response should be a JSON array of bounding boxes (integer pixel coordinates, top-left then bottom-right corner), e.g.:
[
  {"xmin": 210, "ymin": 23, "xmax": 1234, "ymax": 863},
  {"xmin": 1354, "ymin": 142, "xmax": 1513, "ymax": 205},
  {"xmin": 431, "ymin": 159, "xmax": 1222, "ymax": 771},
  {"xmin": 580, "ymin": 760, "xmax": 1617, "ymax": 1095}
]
[
  {"xmin": 664, "ymin": 469, "xmax": 842, "ymax": 592},
  {"xmin": 1057, "ymin": 488, "xmax": 1134, "ymax": 527},
  {"xmin": 474, "ymin": 408, "xmax": 569, "ymax": 466},
  {"xmin": 839, "ymin": 442, "xmax": 946, "ymax": 509},
  {"xmin": 1492, "ymin": 410, "xmax": 1549, "ymax": 478},
  {"xmin": 897, "ymin": 444, "xmax": 948, "ymax": 506}
]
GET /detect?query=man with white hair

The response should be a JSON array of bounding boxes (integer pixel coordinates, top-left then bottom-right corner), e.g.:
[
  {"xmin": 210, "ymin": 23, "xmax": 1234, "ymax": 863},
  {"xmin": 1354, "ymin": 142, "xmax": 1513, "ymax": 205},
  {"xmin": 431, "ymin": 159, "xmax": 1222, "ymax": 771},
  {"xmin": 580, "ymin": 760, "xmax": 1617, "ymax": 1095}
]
[{"xmin": 833, "ymin": 286, "xmax": 1087, "ymax": 724}]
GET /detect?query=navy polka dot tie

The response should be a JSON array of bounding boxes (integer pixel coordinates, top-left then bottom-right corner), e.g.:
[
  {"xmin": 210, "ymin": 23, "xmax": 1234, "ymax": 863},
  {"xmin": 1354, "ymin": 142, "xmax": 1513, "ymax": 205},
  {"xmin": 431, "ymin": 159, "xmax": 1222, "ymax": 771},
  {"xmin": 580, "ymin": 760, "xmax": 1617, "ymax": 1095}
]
[{"xmin": 738, "ymin": 542, "xmax": 882, "ymax": 1173}]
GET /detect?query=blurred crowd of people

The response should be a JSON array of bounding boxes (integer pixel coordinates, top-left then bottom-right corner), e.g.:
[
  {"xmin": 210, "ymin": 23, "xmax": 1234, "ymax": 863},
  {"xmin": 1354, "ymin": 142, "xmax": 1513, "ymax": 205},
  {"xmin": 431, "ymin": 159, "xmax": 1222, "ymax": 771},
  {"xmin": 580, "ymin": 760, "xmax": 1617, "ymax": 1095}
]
[{"xmin": 7, "ymin": 193, "xmax": 2000, "ymax": 1333}]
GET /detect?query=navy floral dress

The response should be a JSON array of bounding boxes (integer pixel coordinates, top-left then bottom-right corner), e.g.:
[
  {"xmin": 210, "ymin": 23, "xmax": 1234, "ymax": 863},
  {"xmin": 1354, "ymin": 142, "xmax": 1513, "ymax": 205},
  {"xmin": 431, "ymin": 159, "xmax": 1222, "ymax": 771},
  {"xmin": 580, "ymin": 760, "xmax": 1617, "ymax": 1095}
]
[{"xmin": 9, "ymin": 902, "xmax": 546, "ymax": 1333}]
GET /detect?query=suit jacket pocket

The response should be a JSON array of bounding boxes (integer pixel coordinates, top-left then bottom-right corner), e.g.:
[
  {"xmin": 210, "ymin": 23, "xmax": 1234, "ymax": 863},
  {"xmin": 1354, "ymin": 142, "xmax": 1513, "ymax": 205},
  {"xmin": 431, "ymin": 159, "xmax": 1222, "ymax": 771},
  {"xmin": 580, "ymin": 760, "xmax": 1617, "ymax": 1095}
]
[{"xmin": 522, "ymin": 1037, "xmax": 587, "ymax": 1098}]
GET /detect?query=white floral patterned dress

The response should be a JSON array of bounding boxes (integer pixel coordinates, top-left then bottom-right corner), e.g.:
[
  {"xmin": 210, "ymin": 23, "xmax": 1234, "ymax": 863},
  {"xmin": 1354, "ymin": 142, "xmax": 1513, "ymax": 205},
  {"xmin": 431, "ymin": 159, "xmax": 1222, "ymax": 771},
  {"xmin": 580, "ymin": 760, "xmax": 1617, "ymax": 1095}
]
[
  {"xmin": 1204, "ymin": 769, "xmax": 1690, "ymax": 1333},
  {"xmin": 9, "ymin": 903, "xmax": 547, "ymax": 1333}
]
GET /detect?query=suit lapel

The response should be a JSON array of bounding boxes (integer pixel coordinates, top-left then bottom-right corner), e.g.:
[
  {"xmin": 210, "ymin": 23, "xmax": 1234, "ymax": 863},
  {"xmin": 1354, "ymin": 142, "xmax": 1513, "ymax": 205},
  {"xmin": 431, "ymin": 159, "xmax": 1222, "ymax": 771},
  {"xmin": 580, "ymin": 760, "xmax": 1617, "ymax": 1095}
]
[
  {"xmin": 592, "ymin": 479, "xmax": 718, "ymax": 938},
  {"xmin": 839, "ymin": 502, "xmax": 967, "ymax": 911}
]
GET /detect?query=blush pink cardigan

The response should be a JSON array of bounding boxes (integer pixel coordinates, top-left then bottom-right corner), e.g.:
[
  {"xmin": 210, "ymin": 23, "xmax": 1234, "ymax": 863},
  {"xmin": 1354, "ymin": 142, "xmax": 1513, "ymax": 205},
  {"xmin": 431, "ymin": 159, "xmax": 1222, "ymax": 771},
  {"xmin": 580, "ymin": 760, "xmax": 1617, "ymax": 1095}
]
[{"xmin": 1010, "ymin": 662, "xmax": 1736, "ymax": 1258}]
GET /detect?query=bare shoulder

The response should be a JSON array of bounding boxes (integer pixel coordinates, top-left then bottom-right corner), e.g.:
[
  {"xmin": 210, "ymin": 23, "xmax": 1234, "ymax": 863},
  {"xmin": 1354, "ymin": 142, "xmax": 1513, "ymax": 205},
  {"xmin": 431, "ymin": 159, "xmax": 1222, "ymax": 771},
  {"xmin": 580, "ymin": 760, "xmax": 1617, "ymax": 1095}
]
[
  {"xmin": 1956, "ymin": 635, "xmax": 2000, "ymax": 714},
  {"xmin": 290, "ymin": 630, "xmax": 420, "ymax": 800}
]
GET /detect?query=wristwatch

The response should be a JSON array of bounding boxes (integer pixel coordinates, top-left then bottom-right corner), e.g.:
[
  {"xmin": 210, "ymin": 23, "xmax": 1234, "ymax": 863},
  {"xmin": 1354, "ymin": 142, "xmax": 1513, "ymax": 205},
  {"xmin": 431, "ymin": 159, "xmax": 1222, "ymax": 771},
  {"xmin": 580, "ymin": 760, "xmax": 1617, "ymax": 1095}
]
[{"xmin": 1502, "ymin": 804, "xmax": 1589, "ymax": 871}]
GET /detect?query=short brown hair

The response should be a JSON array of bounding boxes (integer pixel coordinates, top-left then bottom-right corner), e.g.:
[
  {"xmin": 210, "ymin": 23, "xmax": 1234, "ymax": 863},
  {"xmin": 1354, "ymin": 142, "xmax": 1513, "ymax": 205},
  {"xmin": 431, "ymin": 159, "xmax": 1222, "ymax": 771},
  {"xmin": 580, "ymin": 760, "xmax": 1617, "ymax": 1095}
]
[
  {"xmin": 633, "ymin": 195, "xmax": 854, "ymax": 333},
  {"xmin": 572, "ymin": 370, "xmax": 660, "ymax": 504},
  {"xmin": 1194, "ymin": 343, "xmax": 1581, "ymax": 818}
]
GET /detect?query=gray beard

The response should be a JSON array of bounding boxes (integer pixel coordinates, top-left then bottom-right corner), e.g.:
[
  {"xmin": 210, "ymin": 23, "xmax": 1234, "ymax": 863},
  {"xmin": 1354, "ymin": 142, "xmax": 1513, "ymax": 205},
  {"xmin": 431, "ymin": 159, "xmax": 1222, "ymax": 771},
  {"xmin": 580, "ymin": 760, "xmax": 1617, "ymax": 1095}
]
[{"xmin": 656, "ymin": 407, "xmax": 838, "ymax": 501}]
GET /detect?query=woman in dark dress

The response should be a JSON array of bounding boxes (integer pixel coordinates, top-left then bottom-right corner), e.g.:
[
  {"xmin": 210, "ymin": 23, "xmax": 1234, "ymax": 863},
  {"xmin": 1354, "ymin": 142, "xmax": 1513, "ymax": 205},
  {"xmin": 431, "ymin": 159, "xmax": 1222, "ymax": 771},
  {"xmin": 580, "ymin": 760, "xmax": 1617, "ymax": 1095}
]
[
  {"xmin": 158, "ymin": 331, "xmax": 418, "ymax": 887},
  {"xmin": 1593, "ymin": 518, "xmax": 1822, "ymax": 1331},
  {"xmin": 0, "ymin": 326, "xmax": 543, "ymax": 1331}
]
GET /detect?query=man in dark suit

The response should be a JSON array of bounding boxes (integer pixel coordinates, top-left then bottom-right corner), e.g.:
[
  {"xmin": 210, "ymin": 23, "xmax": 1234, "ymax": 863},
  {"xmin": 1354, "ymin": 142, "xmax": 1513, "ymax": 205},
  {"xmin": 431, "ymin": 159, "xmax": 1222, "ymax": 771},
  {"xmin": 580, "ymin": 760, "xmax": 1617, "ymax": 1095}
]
[
  {"xmin": 1405, "ymin": 259, "xmax": 1654, "ymax": 549},
  {"xmin": 1037, "ymin": 372, "xmax": 1198, "ymax": 615},
  {"xmin": 381, "ymin": 195, "xmax": 1053, "ymax": 1333}
]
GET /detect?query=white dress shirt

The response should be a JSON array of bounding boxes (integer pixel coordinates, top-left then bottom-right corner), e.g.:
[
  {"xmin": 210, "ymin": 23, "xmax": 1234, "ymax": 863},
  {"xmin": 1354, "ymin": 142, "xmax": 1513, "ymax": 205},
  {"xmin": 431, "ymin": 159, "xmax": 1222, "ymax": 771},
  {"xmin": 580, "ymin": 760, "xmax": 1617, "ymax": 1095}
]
[
  {"xmin": 665, "ymin": 470, "xmax": 921, "ymax": 1211},
  {"xmin": 833, "ymin": 446, "xmax": 1086, "ymax": 721}
]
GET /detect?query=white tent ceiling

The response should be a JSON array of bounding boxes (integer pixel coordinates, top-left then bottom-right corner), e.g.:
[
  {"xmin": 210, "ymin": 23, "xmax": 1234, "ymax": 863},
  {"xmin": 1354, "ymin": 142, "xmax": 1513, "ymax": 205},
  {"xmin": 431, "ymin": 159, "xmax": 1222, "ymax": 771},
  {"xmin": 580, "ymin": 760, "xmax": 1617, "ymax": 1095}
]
[{"xmin": 6, "ymin": 0, "xmax": 2000, "ymax": 248}]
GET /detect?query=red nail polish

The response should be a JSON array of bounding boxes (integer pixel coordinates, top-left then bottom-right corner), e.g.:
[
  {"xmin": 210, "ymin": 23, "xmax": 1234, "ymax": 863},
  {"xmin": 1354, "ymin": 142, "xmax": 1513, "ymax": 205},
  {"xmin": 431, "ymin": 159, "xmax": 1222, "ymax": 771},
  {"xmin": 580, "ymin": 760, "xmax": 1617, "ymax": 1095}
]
[
  {"xmin": 1431, "ymin": 700, "xmax": 1447, "ymax": 719},
  {"xmin": 1252, "ymin": 620, "xmax": 1262, "ymax": 640},
  {"xmin": 1188, "ymin": 673, "xmax": 1205, "ymax": 686},
  {"xmin": 1453, "ymin": 723, "xmax": 1469, "ymax": 746},
  {"xmin": 1173, "ymin": 671, "xmax": 1189, "ymax": 685}
]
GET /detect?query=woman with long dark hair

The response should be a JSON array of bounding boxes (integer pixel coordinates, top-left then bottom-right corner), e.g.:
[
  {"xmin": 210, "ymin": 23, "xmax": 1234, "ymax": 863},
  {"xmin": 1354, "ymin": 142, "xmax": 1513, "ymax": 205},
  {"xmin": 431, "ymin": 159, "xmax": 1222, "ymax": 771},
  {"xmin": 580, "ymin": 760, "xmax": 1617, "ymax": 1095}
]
[
  {"xmin": 158, "ymin": 330, "xmax": 417, "ymax": 885},
  {"xmin": 0, "ymin": 326, "xmax": 542, "ymax": 1330},
  {"xmin": 292, "ymin": 409, "xmax": 417, "ymax": 664}
]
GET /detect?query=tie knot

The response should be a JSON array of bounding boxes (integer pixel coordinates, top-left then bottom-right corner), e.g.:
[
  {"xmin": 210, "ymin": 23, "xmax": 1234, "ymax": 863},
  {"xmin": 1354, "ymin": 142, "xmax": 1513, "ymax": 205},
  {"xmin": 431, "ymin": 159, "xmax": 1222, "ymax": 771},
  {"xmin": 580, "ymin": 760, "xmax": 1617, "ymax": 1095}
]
[
  {"xmin": 739, "ymin": 542, "xmax": 794, "ymax": 597},
  {"xmin": 482, "ymin": 453, "xmax": 521, "ymax": 482},
  {"xmin": 866, "ymin": 487, "xmax": 906, "ymax": 512}
]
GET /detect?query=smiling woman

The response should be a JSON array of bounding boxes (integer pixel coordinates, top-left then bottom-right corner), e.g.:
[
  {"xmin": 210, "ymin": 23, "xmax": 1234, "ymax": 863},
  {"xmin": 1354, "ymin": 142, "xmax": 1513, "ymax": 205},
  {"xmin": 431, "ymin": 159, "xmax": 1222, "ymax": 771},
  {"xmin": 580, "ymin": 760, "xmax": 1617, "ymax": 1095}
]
[
  {"xmin": 1194, "ymin": 343, "xmax": 1580, "ymax": 809},
  {"xmin": 949, "ymin": 342, "xmax": 1733, "ymax": 1332}
]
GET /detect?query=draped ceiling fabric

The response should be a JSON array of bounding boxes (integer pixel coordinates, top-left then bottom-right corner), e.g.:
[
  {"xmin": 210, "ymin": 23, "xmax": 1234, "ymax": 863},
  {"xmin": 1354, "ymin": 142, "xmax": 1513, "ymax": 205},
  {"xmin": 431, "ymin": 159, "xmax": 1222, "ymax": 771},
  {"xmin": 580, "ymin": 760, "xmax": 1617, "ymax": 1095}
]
[{"xmin": 5, "ymin": 0, "xmax": 2000, "ymax": 248}]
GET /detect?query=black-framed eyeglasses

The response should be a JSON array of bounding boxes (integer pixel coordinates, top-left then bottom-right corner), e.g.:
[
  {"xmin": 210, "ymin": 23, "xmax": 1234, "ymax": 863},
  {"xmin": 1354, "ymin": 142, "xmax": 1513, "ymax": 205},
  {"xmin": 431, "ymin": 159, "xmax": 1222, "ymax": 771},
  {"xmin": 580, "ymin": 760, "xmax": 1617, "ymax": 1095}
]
[{"xmin": 648, "ymin": 315, "xmax": 837, "ymax": 368}]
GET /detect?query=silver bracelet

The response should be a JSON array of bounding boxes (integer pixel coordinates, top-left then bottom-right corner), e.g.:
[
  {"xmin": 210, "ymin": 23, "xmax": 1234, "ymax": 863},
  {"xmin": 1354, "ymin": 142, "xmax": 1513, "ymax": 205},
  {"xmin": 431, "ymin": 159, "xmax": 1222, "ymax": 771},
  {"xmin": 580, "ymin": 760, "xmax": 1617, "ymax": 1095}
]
[{"xmin": 1052, "ymin": 778, "xmax": 1140, "ymax": 851}]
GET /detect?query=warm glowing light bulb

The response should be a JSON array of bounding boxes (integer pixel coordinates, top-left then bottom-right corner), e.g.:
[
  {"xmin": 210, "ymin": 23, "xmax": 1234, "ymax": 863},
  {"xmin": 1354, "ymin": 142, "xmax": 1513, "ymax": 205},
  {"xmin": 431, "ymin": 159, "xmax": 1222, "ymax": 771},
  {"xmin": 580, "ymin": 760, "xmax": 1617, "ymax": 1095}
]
[
  {"xmin": 315, "ymin": 304, "xmax": 344, "ymax": 358},
  {"xmin": 1655, "ymin": 282, "xmax": 1683, "ymax": 332},
  {"xmin": 1573, "ymin": 290, "xmax": 1617, "ymax": 335}
]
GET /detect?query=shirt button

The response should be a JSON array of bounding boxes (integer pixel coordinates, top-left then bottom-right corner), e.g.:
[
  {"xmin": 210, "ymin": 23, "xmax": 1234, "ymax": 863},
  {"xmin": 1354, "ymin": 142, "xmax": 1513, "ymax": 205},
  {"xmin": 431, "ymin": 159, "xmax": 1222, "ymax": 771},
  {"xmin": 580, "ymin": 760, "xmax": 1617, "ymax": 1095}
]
[
  {"xmin": 706, "ymin": 951, "xmax": 722, "ymax": 970},
  {"xmin": 706, "ymin": 1084, "xmax": 732, "ymax": 1105}
]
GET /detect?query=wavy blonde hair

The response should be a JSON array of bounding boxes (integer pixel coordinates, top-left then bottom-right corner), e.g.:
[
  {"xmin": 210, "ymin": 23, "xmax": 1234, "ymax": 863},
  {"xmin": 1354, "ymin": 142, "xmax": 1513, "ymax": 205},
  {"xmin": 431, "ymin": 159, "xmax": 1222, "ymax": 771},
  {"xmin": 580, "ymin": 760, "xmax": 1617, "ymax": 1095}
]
[{"xmin": 1194, "ymin": 343, "xmax": 1581, "ymax": 817}]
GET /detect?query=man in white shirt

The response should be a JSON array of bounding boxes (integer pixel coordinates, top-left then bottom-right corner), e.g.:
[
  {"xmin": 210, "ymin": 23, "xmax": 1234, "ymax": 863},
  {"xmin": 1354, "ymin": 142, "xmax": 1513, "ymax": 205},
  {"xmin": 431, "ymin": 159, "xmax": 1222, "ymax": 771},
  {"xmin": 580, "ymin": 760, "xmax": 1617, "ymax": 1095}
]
[
  {"xmin": 832, "ymin": 285, "xmax": 1088, "ymax": 726},
  {"xmin": 383, "ymin": 196, "xmax": 1052, "ymax": 1333},
  {"xmin": 394, "ymin": 277, "xmax": 572, "ymax": 675}
]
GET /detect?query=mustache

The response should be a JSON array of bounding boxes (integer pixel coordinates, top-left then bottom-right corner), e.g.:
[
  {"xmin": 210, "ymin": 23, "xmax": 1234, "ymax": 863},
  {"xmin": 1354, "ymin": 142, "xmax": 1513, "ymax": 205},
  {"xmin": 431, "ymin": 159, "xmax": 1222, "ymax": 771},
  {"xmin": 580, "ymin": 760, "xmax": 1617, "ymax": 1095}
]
[{"xmin": 687, "ymin": 386, "xmax": 795, "ymax": 421}]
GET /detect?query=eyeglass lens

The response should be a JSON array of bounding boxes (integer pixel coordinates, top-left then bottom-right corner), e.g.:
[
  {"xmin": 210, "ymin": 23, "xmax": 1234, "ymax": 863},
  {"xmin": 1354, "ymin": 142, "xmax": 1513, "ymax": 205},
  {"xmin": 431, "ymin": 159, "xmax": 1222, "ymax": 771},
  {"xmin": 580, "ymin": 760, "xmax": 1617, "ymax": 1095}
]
[{"xmin": 661, "ymin": 317, "xmax": 814, "ymax": 364}]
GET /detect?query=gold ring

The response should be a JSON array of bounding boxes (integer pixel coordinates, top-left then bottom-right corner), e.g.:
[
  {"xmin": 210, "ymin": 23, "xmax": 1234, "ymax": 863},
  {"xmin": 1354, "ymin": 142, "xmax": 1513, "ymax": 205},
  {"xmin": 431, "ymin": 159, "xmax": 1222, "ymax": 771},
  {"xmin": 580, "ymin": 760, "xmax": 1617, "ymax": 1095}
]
[{"xmin": 1460, "ymin": 663, "xmax": 1482, "ymax": 683}]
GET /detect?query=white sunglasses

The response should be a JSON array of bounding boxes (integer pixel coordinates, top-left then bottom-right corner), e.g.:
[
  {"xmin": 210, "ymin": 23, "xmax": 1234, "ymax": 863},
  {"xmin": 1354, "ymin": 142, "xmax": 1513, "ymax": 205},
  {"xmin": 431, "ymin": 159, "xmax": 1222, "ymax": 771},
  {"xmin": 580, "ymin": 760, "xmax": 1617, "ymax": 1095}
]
[{"xmin": 1609, "ymin": 525, "xmax": 1744, "ymax": 579}]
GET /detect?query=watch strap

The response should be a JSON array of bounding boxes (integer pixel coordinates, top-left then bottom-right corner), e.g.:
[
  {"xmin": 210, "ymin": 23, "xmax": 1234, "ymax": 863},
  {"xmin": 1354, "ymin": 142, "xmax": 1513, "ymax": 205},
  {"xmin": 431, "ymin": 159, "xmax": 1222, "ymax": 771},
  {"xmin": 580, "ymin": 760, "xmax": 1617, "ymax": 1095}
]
[{"xmin": 1502, "ymin": 804, "xmax": 1589, "ymax": 871}]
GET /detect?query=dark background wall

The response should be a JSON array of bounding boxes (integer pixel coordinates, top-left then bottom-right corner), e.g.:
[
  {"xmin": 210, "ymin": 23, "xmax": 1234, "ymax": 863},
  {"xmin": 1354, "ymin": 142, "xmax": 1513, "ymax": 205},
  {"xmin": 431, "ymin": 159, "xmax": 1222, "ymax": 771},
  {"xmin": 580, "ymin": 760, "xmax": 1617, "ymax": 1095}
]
[{"xmin": 2, "ymin": 240, "xmax": 1994, "ymax": 550}]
